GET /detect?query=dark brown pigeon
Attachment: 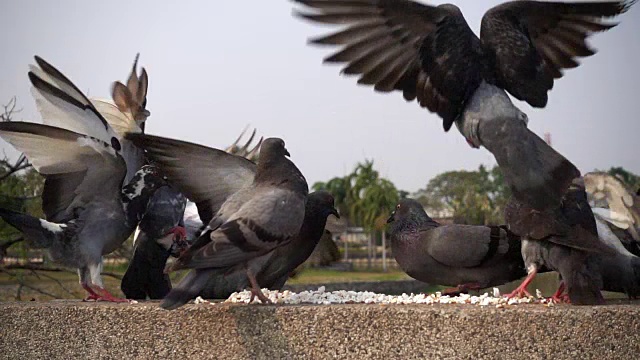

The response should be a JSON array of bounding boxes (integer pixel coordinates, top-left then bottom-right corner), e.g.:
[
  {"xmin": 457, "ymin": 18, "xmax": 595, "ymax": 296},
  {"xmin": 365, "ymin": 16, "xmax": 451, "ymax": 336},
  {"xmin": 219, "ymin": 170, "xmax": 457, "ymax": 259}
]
[
  {"xmin": 293, "ymin": 0, "xmax": 634, "ymax": 131},
  {"xmin": 291, "ymin": 0, "xmax": 634, "ymax": 211},
  {"xmin": 386, "ymin": 198, "xmax": 526, "ymax": 291}
]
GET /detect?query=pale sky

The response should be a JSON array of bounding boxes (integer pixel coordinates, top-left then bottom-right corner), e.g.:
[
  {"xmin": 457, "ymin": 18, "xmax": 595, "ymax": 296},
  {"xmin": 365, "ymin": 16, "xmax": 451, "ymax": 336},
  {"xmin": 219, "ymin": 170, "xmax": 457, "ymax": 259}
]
[{"xmin": 1, "ymin": 0, "xmax": 638, "ymax": 193}]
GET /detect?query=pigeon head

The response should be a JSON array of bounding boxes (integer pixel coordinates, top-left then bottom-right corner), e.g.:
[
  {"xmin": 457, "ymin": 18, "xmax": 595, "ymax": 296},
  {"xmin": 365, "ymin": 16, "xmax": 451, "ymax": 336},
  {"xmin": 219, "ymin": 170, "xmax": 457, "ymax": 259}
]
[
  {"xmin": 260, "ymin": 138, "xmax": 290, "ymax": 159},
  {"xmin": 386, "ymin": 198, "xmax": 436, "ymax": 232},
  {"xmin": 121, "ymin": 165, "xmax": 166, "ymax": 201},
  {"xmin": 308, "ymin": 191, "xmax": 340, "ymax": 219}
]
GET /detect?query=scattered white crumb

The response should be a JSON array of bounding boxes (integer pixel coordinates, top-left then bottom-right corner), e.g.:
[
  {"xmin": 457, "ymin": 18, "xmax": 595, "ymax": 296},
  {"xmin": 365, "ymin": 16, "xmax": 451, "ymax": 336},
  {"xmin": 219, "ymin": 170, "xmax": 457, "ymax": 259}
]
[{"xmin": 193, "ymin": 287, "xmax": 556, "ymax": 307}]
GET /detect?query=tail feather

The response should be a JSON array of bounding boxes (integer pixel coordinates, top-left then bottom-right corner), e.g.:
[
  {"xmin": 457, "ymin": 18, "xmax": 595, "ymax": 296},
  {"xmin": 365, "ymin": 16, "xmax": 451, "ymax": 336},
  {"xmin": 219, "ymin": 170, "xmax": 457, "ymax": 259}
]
[
  {"xmin": 160, "ymin": 269, "xmax": 215, "ymax": 310},
  {"xmin": 0, "ymin": 208, "xmax": 61, "ymax": 248}
]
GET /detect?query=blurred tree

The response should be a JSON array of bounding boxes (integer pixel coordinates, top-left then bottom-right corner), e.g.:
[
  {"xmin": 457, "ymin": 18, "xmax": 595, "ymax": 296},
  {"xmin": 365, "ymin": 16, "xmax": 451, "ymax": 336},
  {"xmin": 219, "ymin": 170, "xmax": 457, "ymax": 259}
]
[
  {"xmin": 414, "ymin": 165, "xmax": 510, "ymax": 225},
  {"xmin": 0, "ymin": 97, "xmax": 43, "ymax": 243},
  {"xmin": 606, "ymin": 167, "xmax": 640, "ymax": 190},
  {"xmin": 313, "ymin": 160, "xmax": 402, "ymax": 230}
]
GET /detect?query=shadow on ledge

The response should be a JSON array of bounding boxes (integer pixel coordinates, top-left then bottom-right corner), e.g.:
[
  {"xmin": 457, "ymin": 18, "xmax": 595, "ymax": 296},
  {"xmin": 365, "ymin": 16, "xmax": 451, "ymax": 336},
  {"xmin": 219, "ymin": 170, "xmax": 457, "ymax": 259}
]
[{"xmin": 1, "ymin": 300, "xmax": 640, "ymax": 359}]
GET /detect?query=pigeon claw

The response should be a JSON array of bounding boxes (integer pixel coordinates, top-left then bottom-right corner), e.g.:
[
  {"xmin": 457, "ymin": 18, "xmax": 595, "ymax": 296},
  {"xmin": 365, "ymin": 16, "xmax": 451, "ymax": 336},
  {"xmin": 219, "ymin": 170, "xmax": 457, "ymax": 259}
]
[
  {"xmin": 249, "ymin": 288, "xmax": 273, "ymax": 304},
  {"xmin": 94, "ymin": 287, "xmax": 131, "ymax": 303},
  {"xmin": 505, "ymin": 269, "xmax": 537, "ymax": 299},
  {"xmin": 246, "ymin": 269, "xmax": 272, "ymax": 304},
  {"xmin": 549, "ymin": 282, "xmax": 570, "ymax": 303}
]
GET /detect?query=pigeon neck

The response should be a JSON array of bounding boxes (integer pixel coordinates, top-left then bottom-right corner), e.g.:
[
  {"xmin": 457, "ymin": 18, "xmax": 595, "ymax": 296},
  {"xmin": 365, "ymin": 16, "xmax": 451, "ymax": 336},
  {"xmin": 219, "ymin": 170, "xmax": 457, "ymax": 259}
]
[
  {"xmin": 298, "ymin": 210, "xmax": 330, "ymax": 247},
  {"xmin": 390, "ymin": 214, "xmax": 438, "ymax": 236},
  {"xmin": 255, "ymin": 157, "xmax": 308, "ymax": 194},
  {"xmin": 121, "ymin": 178, "xmax": 161, "ymax": 228}
]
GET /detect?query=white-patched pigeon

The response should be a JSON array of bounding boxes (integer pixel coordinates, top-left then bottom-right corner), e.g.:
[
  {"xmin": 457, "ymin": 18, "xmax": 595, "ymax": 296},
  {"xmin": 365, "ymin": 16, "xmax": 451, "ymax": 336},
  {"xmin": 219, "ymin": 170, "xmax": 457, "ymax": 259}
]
[
  {"xmin": 0, "ymin": 57, "xmax": 172, "ymax": 302},
  {"xmin": 0, "ymin": 123, "xmax": 165, "ymax": 302}
]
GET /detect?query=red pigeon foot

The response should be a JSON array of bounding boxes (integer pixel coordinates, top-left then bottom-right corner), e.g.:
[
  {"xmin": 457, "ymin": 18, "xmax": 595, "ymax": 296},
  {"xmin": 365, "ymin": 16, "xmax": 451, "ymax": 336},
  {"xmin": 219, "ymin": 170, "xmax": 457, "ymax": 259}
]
[
  {"xmin": 94, "ymin": 287, "xmax": 131, "ymax": 303},
  {"xmin": 506, "ymin": 269, "xmax": 537, "ymax": 299}
]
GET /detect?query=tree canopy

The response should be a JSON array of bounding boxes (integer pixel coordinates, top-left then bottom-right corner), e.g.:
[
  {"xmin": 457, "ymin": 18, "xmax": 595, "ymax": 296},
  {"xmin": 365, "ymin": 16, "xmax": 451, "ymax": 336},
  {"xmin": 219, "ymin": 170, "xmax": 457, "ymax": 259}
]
[{"xmin": 313, "ymin": 160, "xmax": 403, "ymax": 231}]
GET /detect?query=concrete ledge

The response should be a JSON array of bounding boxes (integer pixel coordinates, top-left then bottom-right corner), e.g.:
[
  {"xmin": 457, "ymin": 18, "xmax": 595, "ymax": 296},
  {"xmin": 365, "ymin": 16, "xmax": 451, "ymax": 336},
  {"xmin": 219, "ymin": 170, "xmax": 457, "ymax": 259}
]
[{"xmin": 1, "ymin": 301, "xmax": 639, "ymax": 359}]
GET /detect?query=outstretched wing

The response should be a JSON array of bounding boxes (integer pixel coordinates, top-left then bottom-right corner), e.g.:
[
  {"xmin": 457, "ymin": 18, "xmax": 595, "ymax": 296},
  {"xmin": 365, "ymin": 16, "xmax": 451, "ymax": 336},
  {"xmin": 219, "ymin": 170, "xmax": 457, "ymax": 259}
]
[
  {"xmin": 293, "ymin": 0, "xmax": 485, "ymax": 131},
  {"xmin": 28, "ymin": 56, "xmax": 121, "ymax": 148},
  {"xmin": 0, "ymin": 122, "xmax": 125, "ymax": 222},
  {"xmin": 125, "ymin": 133, "xmax": 256, "ymax": 224},
  {"xmin": 481, "ymin": 0, "xmax": 634, "ymax": 107}
]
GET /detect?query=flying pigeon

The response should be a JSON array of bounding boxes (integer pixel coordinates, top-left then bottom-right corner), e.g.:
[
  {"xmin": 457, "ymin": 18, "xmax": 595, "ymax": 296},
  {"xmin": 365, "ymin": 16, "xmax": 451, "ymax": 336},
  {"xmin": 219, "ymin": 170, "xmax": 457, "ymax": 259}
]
[
  {"xmin": 187, "ymin": 191, "xmax": 339, "ymax": 300},
  {"xmin": 126, "ymin": 134, "xmax": 309, "ymax": 308},
  {"xmin": 291, "ymin": 0, "xmax": 635, "ymax": 210},
  {"xmin": 386, "ymin": 198, "xmax": 526, "ymax": 292},
  {"xmin": 292, "ymin": 0, "xmax": 634, "ymax": 130}
]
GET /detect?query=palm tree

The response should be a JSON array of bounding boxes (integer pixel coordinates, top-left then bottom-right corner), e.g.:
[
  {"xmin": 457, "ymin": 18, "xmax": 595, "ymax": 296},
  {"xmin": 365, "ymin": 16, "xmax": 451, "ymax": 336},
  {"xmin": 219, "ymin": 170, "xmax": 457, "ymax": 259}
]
[{"xmin": 314, "ymin": 160, "xmax": 401, "ymax": 270}]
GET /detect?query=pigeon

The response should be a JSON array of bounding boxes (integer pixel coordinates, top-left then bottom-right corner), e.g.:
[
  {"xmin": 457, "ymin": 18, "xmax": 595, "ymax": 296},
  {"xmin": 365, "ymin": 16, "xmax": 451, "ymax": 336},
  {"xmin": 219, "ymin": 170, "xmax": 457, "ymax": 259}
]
[
  {"xmin": 386, "ymin": 198, "xmax": 526, "ymax": 292},
  {"xmin": 291, "ymin": 0, "xmax": 635, "ymax": 211},
  {"xmin": 126, "ymin": 134, "xmax": 309, "ymax": 309},
  {"xmin": 504, "ymin": 178, "xmax": 619, "ymax": 305},
  {"xmin": 120, "ymin": 185, "xmax": 188, "ymax": 300},
  {"xmin": 192, "ymin": 191, "xmax": 339, "ymax": 300},
  {"xmin": 0, "ymin": 122, "xmax": 166, "ymax": 302},
  {"xmin": 0, "ymin": 56, "xmax": 173, "ymax": 302},
  {"xmin": 121, "ymin": 128, "xmax": 263, "ymax": 300},
  {"xmin": 292, "ymin": 0, "xmax": 634, "ymax": 131}
]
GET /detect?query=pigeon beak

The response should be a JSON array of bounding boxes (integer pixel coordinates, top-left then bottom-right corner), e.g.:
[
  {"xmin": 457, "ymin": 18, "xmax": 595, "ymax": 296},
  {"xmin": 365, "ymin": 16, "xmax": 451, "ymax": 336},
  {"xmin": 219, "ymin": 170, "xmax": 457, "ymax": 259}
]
[
  {"xmin": 330, "ymin": 207, "xmax": 340, "ymax": 219},
  {"xmin": 284, "ymin": 149, "xmax": 291, "ymax": 157},
  {"xmin": 386, "ymin": 211, "xmax": 395, "ymax": 224}
]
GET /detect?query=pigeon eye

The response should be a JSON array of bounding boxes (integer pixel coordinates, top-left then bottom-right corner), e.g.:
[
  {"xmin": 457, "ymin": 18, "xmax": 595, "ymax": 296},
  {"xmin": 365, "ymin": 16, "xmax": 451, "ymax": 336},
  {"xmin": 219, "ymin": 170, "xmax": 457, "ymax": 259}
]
[{"xmin": 396, "ymin": 204, "xmax": 401, "ymax": 210}]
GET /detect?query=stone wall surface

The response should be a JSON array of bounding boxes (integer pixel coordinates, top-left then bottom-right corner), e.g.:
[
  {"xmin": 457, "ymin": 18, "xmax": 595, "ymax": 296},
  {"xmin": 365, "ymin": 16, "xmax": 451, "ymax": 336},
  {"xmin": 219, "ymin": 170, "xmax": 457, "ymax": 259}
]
[{"xmin": 1, "ymin": 300, "xmax": 639, "ymax": 359}]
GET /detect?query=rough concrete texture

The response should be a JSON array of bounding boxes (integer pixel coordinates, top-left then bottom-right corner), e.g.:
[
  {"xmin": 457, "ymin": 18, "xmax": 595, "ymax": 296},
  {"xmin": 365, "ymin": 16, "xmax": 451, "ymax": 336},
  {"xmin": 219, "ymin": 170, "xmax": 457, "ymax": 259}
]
[{"xmin": 1, "ymin": 301, "xmax": 640, "ymax": 359}]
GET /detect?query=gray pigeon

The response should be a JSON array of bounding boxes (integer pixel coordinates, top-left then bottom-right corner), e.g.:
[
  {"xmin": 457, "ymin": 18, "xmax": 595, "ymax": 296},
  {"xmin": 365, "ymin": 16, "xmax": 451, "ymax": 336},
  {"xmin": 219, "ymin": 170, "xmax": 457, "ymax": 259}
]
[
  {"xmin": 121, "ymin": 128, "xmax": 263, "ymax": 300},
  {"xmin": 292, "ymin": 0, "xmax": 634, "ymax": 211},
  {"xmin": 192, "ymin": 191, "xmax": 339, "ymax": 300},
  {"xmin": 0, "ymin": 122, "xmax": 166, "ymax": 302},
  {"xmin": 0, "ymin": 56, "xmax": 170, "ymax": 302},
  {"xmin": 386, "ymin": 198, "xmax": 526, "ymax": 291},
  {"xmin": 126, "ymin": 134, "xmax": 309, "ymax": 309},
  {"xmin": 504, "ymin": 179, "xmax": 618, "ymax": 305}
]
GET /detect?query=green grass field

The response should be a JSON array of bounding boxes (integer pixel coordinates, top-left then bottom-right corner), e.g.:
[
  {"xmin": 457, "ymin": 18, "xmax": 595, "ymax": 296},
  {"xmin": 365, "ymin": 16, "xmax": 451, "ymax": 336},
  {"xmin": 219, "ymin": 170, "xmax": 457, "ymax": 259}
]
[{"xmin": 0, "ymin": 266, "xmax": 413, "ymax": 301}]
